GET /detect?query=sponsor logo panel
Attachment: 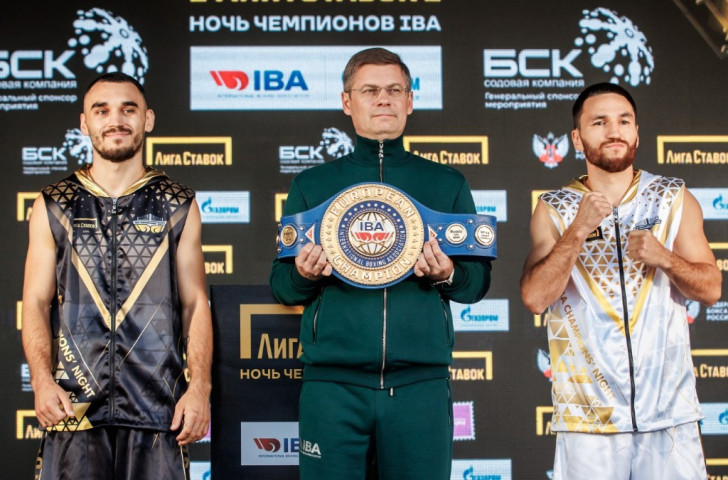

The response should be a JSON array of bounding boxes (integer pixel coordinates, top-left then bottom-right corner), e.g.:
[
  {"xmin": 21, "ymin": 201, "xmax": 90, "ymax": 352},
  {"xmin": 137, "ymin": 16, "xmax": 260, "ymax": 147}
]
[
  {"xmin": 191, "ymin": 46, "xmax": 442, "ymax": 110},
  {"xmin": 453, "ymin": 401, "xmax": 475, "ymax": 441},
  {"xmin": 657, "ymin": 136, "xmax": 728, "ymax": 165},
  {"xmin": 202, "ymin": 244, "xmax": 233, "ymax": 275},
  {"xmin": 536, "ymin": 406, "xmax": 554, "ymax": 436},
  {"xmin": 240, "ymin": 421, "xmax": 300, "ymax": 466},
  {"xmin": 693, "ymin": 349, "xmax": 728, "ymax": 380},
  {"xmin": 450, "ymin": 459, "xmax": 512, "ymax": 480},
  {"xmin": 279, "ymin": 127, "xmax": 354, "ymax": 174},
  {"xmin": 471, "ymin": 190, "xmax": 507, "ymax": 222},
  {"xmin": 145, "ymin": 137, "xmax": 233, "ymax": 167},
  {"xmin": 483, "ymin": 8, "xmax": 653, "ymax": 111},
  {"xmin": 22, "ymin": 128, "xmax": 93, "ymax": 175},
  {"xmin": 450, "ymin": 351, "xmax": 493, "ymax": 382},
  {"xmin": 197, "ymin": 191, "xmax": 250, "ymax": 224},
  {"xmin": 17, "ymin": 192, "xmax": 38, "ymax": 221},
  {"xmin": 451, "ymin": 299, "xmax": 508, "ymax": 332},
  {"xmin": 16, "ymin": 410, "xmax": 42, "ymax": 440},
  {"xmin": 21, "ymin": 363, "xmax": 31, "ymax": 393},
  {"xmin": 532, "ymin": 131, "xmax": 584, "ymax": 168},
  {"xmin": 690, "ymin": 189, "xmax": 728, "ymax": 220},
  {"xmin": 700, "ymin": 403, "xmax": 728, "ymax": 435},
  {"xmin": 403, "ymin": 135, "xmax": 488, "ymax": 167},
  {"xmin": 190, "ymin": 461, "xmax": 211, "ymax": 480},
  {"xmin": 1, "ymin": 9, "xmax": 148, "ymax": 112}
]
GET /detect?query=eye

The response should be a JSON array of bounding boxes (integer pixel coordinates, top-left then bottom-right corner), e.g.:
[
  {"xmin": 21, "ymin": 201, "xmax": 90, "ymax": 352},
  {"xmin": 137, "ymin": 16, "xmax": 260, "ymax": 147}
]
[
  {"xmin": 361, "ymin": 88, "xmax": 377, "ymax": 96},
  {"xmin": 387, "ymin": 87, "xmax": 403, "ymax": 96}
]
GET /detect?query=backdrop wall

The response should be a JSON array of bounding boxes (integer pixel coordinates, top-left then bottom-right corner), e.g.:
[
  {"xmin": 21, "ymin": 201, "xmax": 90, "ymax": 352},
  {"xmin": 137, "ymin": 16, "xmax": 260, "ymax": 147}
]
[{"xmin": 1, "ymin": 1, "xmax": 726, "ymax": 479}]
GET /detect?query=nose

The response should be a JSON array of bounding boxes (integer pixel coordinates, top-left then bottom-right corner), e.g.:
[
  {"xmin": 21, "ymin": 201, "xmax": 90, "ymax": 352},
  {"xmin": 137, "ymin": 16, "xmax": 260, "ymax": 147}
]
[{"xmin": 374, "ymin": 89, "xmax": 392, "ymax": 105}]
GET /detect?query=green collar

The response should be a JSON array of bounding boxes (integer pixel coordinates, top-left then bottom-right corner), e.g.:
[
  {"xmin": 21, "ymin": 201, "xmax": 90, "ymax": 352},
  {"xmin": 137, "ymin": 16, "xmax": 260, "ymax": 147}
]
[{"xmin": 349, "ymin": 134, "xmax": 410, "ymax": 168}]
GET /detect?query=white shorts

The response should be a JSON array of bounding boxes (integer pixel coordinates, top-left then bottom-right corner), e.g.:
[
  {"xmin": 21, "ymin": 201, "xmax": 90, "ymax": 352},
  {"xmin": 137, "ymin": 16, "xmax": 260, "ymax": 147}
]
[{"xmin": 553, "ymin": 422, "xmax": 707, "ymax": 480}]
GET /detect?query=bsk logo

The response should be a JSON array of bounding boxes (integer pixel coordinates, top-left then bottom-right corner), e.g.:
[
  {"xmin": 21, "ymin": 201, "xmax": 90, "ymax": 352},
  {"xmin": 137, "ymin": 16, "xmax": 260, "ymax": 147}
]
[
  {"xmin": 484, "ymin": 49, "xmax": 582, "ymax": 78},
  {"xmin": 68, "ymin": 8, "xmax": 149, "ymax": 83},
  {"xmin": 484, "ymin": 8, "xmax": 652, "ymax": 87},
  {"xmin": 575, "ymin": 8, "xmax": 654, "ymax": 87},
  {"xmin": 279, "ymin": 127, "xmax": 354, "ymax": 174},
  {"xmin": 0, "ymin": 50, "xmax": 75, "ymax": 80},
  {"xmin": 23, "ymin": 127, "xmax": 92, "ymax": 175},
  {"xmin": 533, "ymin": 133, "xmax": 570, "ymax": 169},
  {"xmin": 64, "ymin": 128, "xmax": 94, "ymax": 165},
  {"xmin": 211, "ymin": 70, "xmax": 308, "ymax": 91}
]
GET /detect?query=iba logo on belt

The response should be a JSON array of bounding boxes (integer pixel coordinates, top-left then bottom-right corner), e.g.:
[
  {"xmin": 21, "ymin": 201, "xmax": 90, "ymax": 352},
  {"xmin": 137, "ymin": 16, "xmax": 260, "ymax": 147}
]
[{"xmin": 277, "ymin": 183, "xmax": 496, "ymax": 289}]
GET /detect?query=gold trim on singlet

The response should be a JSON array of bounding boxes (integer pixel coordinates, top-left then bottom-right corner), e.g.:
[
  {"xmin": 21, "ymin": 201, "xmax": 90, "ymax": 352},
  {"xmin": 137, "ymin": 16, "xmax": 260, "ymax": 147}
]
[{"xmin": 75, "ymin": 164, "xmax": 167, "ymax": 198}]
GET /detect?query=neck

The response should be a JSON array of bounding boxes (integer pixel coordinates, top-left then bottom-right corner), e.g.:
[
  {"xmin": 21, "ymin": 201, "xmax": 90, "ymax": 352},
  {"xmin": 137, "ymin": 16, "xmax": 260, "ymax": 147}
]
[
  {"xmin": 583, "ymin": 167, "xmax": 636, "ymax": 207},
  {"xmin": 88, "ymin": 155, "xmax": 147, "ymax": 197}
]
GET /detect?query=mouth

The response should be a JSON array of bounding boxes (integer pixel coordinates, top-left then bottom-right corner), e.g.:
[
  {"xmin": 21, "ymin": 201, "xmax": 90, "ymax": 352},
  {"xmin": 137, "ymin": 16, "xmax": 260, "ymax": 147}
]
[{"xmin": 103, "ymin": 127, "xmax": 132, "ymax": 138}]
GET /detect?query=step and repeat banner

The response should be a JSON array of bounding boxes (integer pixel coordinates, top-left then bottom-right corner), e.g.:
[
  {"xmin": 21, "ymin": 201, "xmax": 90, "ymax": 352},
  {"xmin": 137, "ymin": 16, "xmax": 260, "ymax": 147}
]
[{"xmin": 1, "ymin": 1, "xmax": 727, "ymax": 479}]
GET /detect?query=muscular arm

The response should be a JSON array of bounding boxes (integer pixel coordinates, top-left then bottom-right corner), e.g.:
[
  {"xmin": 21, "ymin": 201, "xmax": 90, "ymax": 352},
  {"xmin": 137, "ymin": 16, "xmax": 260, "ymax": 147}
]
[
  {"xmin": 520, "ymin": 192, "xmax": 612, "ymax": 314},
  {"xmin": 21, "ymin": 195, "xmax": 74, "ymax": 428},
  {"xmin": 171, "ymin": 199, "xmax": 213, "ymax": 445},
  {"xmin": 626, "ymin": 190, "xmax": 721, "ymax": 306}
]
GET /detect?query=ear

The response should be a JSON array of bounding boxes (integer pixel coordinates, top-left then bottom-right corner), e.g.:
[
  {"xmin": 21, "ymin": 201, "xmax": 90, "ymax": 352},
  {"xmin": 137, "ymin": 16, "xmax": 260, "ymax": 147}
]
[
  {"xmin": 571, "ymin": 128, "xmax": 582, "ymax": 151},
  {"xmin": 145, "ymin": 109, "xmax": 155, "ymax": 133},
  {"xmin": 406, "ymin": 89, "xmax": 413, "ymax": 116},
  {"xmin": 635, "ymin": 124, "xmax": 639, "ymax": 149},
  {"xmin": 341, "ymin": 91, "xmax": 352, "ymax": 117},
  {"xmin": 80, "ymin": 113, "xmax": 89, "ymax": 135}
]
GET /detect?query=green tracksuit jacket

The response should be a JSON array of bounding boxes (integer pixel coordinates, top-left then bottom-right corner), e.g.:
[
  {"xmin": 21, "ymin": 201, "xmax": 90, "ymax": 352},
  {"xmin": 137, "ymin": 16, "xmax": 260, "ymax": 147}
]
[{"xmin": 270, "ymin": 134, "xmax": 492, "ymax": 389}]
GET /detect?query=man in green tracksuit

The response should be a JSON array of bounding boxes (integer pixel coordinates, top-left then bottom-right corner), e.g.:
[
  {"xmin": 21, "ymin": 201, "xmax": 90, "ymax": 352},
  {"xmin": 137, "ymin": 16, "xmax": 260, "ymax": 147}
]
[{"xmin": 270, "ymin": 47, "xmax": 491, "ymax": 480}]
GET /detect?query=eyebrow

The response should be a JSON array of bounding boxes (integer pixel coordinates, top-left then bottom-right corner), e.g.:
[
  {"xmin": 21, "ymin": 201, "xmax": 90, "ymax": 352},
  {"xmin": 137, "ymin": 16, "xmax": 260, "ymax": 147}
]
[
  {"xmin": 357, "ymin": 83, "xmax": 405, "ymax": 88},
  {"xmin": 90, "ymin": 100, "xmax": 140, "ymax": 109},
  {"xmin": 589, "ymin": 112, "xmax": 635, "ymax": 121}
]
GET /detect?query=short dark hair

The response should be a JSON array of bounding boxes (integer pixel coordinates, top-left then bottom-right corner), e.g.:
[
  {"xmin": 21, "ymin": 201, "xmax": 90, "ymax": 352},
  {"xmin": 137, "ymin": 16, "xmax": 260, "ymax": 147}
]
[
  {"xmin": 572, "ymin": 82, "xmax": 636, "ymax": 128},
  {"xmin": 84, "ymin": 72, "xmax": 147, "ymax": 105},
  {"xmin": 343, "ymin": 47, "xmax": 412, "ymax": 92}
]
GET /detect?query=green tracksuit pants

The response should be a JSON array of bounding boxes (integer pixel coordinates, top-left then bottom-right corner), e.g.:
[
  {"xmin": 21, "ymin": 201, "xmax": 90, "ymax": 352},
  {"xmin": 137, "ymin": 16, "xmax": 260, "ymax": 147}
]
[{"xmin": 298, "ymin": 378, "xmax": 453, "ymax": 480}]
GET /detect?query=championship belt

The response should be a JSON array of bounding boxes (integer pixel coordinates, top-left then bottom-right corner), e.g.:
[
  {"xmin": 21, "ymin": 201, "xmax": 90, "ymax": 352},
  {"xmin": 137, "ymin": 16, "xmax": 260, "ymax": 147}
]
[{"xmin": 276, "ymin": 182, "xmax": 496, "ymax": 289}]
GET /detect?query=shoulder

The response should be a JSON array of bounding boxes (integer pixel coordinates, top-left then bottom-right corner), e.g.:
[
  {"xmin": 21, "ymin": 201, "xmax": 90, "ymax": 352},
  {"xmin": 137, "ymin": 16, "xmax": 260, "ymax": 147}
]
[{"xmin": 151, "ymin": 176, "xmax": 196, "ymax": 202}]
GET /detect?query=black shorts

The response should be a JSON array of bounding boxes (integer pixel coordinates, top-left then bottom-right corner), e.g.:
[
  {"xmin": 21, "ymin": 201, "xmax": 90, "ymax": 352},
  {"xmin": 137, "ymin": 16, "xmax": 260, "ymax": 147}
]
[{"xmin": 36, "ymin": 427, "xmax": 189, "ymax": 480}]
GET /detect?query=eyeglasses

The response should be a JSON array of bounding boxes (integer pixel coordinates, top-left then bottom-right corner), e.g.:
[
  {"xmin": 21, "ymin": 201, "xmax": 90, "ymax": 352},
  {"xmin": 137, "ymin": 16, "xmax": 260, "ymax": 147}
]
[{"xmin": 347, "ymin": 86, "xmax": 410, "ymax": 101}]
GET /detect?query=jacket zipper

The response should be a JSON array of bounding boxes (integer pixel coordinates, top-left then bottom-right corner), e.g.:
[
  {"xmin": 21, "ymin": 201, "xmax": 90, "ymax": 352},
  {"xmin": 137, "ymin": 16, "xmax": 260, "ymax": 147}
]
[
  {"xmin": 109, "ymin": 197, "xmax": 119, "ymax": 421},
  {"xmin": 378, "ymin": 140, "xmax": 388, "ymax": 389},
  {"xmin": 312, "ymin": 288, "xmax": 323, "ymax": 344},
  {"xmin": 613, "ymin": 207, "xmax": 638, "ymax": 431}
]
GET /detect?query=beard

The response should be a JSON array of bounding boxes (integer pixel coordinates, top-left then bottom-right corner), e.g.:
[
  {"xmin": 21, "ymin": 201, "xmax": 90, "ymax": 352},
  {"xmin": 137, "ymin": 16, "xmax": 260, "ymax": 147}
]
[
  {"xmin": 91, "ymin": 127, "xmax": 145, "ymax": 163},
  {"xmin": 582, "ymin": 138, "xmax": 637, "ymax": 173}
]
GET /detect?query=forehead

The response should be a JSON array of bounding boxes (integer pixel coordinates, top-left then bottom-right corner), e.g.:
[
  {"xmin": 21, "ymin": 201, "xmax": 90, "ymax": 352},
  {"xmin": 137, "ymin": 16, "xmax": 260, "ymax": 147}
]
[
  {"xmin": 83, "ymin": 81, "xmax": 146, "ymax": 109},
  {"xmin": 350, "ymin": 64, "xmax": 407, "ymax": 86},
  {"xmin": 581, "ymin": 92, "xmax": 635, "ymax": 118}
]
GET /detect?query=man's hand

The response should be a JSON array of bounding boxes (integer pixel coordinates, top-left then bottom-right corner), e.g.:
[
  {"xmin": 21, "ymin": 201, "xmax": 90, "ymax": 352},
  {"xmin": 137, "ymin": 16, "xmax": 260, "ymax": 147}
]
[
  {"xmin": 295, "ymin": 243, "xmax": 333, "ymax": 281},
  {"xmin": 34, "ymin": 379, "xmax": 74, "ymax": 429},
  {"xmin": 626, "ymin": 230, "xmax": 669, "ymax": 268},
  {"xmin": 572, "ymin": 192, "xmax": 612, "ymax": 237},
  {"xmin": 414, "ymin": 238, "xmax": 454, "ymax": 282},
  {"xmin": 171, "ymin": 388, "xmax": 210, "ymax": 446}
]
